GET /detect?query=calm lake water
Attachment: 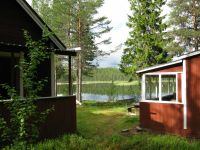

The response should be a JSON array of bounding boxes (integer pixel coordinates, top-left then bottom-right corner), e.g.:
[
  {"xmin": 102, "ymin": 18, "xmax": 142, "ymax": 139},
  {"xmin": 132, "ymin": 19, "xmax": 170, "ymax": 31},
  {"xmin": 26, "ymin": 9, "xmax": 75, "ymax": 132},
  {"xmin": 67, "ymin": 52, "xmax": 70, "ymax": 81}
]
[
  {"xmin": 82, "ymin": 93, "xmax": 140, "ymax": 101},
  {"xmin": 57, "ymin": 83, "xmax": 141, "ymax": 102}
]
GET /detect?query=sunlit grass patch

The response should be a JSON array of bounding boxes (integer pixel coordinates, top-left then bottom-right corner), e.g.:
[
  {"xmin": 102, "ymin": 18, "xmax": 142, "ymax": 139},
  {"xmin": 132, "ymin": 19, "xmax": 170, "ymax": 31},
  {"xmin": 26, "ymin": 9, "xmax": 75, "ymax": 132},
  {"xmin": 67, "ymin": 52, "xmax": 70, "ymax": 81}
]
[
  {"xmin": 5, "ymin": 101, "xmax": 200, "ymax": 150},
  {"xmin": 91, "ymin": 107, "xmax": 126, "ymax": 115}
]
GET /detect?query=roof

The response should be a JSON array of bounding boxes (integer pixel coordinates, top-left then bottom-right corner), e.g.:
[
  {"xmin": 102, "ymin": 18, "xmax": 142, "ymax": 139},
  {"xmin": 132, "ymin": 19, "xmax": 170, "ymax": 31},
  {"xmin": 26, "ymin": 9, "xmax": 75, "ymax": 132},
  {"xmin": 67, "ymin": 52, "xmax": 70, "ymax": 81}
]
[
  {"xmin": 137, "ymin": 50, "xmax": 200, "ymax": 74},
  {"xmin": 16, "ymin": 0, "xmax": 76, "ymax": 55},
  {"xmin": 0, "ymin": 41, "xmax": 76, "ymax": 56},
  {"xmin": 136, "ymin": 60, "xmax": 182, "ymax": 74},
  {"xmin": 173, "ymin": 50, "xmax": 200, "ymax": 61}
]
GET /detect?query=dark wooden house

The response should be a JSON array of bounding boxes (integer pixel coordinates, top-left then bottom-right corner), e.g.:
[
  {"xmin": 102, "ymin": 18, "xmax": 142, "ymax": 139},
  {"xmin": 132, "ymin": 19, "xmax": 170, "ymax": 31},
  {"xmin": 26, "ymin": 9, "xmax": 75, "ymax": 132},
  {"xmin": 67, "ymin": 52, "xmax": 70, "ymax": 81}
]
[
  {"xmin": 137, "ymin": 51, "xmax": 200, "ymax": 138},
  {"xmin": 0, "ymin": 0, "xmax": 76, "ymax": 139}
]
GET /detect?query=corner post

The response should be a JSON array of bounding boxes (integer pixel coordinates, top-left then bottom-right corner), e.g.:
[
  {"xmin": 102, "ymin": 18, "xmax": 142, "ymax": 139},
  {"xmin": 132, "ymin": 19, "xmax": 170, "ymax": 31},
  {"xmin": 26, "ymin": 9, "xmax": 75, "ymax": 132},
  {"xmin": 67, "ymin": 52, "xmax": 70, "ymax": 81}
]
[
  {"xmin": 51, "ymin": 52, "xmax": 56, "ymax": 96},
  {"xmin": 20, "ymin": 51, "xmax": 24, "ymax": 98},
  {"xmin": 68, "ymin": 55, "xmax": 72, "ymax": 95},
  {"xmin": 183, "ymin": 59, "xmax": 187, "ymax": 129},
  {"xmin": 142, "ymin": 74, "xmax": 145, "ymax": 101},
  {"xmin": 159, "ymin": 74, "xmax": 162, "ymax": 101}
]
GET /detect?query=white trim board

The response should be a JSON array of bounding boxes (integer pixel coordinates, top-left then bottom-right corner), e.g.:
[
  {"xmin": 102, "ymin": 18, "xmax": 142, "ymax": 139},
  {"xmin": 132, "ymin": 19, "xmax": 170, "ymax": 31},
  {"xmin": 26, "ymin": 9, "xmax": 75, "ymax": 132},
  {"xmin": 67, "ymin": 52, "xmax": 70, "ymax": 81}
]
[
  {"xmin": 174, "ymin": 50, "xmax": 200, "ymax": 61},
  {"xmin": 141, "ymin": 74, "xmax": 145, "ymax": 101},
  {"xmin": 140, "ymin": 100, "xmax": 183, "ymax": 105},
  {"xmin": 182, "ymin": 60, "xmax": 187, "ymax": 129},
  {"xmin": 145, "ymin": 72, "xmax": 183, "ymax": 75},
  {"xmin": 143, "ymin": 73, "xmax": 180, "ymax": 103}
]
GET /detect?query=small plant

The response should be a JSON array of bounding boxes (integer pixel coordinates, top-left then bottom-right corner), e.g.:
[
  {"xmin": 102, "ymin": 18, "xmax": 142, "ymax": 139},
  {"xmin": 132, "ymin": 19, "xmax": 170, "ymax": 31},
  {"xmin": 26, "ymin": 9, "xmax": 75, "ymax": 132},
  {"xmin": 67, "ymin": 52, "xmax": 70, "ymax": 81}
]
[{"xmin": 0, "ymin": 30, "xmax": 53, "ymax": 148}]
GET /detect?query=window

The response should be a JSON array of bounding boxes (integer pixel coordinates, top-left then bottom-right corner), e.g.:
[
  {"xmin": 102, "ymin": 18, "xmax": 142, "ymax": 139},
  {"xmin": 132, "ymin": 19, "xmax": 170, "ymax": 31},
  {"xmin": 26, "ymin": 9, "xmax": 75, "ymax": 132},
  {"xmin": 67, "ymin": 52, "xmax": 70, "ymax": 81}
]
[
  {"xmin": 145, "ymin": 75, "xmax": 159, "ymax": 101},
  {"xmin": 143, "ymin": 73, "xmax": 178, "ymax": 102},
  {"xmin": 161, "ymin": 75, "xmax": 176, "ymax": 101}
]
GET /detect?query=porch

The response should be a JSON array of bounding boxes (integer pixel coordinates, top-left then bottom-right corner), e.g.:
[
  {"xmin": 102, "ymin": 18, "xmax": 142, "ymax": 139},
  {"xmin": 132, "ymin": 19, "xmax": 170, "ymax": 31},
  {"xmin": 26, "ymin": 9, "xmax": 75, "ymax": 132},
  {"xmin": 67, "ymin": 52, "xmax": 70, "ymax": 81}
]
[{"xmin": 0, "ymin": 96, "xmax": 77, "ymax": 140}]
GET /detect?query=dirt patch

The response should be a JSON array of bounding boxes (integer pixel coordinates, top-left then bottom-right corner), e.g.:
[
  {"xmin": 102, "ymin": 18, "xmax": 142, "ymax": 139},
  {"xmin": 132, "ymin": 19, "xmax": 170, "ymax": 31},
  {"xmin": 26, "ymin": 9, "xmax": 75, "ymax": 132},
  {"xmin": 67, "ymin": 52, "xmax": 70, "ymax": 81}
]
[{"xmin": 121, "ymin": 126, "xmax": 145, "ymax": 136}]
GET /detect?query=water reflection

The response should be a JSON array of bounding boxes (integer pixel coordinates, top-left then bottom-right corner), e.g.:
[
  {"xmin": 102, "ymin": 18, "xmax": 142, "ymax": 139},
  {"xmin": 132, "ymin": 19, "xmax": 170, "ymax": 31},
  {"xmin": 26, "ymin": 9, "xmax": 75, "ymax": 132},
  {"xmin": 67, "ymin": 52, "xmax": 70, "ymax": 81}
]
[
  {"xmin": 57, "ymin": 83, "xmax": 141, "ymax": 102},
  {"xmin": 82, "ymin": 93, "xmax": 139, "ymax": 101}
]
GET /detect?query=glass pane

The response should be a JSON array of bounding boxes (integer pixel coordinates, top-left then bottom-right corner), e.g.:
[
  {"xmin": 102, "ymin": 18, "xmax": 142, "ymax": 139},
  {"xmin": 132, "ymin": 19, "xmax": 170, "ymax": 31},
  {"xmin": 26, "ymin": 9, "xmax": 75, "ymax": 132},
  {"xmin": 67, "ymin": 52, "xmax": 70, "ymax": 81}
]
[
  {"xmin": 161, "ymin": 75, "xmax": 176, "ymax": 101},
  {"xmin": 145, "ymin": 75, "xmax": 159, "ymax": 100}
]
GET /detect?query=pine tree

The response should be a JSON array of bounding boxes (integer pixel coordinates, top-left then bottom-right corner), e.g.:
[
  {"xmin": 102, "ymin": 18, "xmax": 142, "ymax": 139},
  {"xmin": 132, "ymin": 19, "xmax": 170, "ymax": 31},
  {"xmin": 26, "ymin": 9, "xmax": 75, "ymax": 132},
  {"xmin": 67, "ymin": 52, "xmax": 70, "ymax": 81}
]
[
  {"xmin": 167, "ymin": 0, "xmax": 200, "ymax": 55},
  {"xmin": 120, "ymin": 0, "xmax": 169, "ymax": 75},
  {"xmin": 32, "ymin": 0, "xmax": 111, "ymax": 101}
]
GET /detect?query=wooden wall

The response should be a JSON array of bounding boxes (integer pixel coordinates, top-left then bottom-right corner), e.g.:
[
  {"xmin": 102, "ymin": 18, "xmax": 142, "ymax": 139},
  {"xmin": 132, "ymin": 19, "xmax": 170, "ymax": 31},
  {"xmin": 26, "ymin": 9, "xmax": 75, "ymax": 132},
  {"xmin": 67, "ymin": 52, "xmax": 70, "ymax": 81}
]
[
  {"xmin": 0, "ymin": 1, "xmax": 42, "ymax": 44},
  {"xmin": 140, "ymin": 63, "xmax": 185, "ymax": 136},
  {"xmin": 143, "ymin": 64, "xmax": 183, "ymax": 74},
  {"xmin": 140, "ymin": 102, "xmax": 184, "ymax": 135},
  {"xmin": 0, "ymin": 0, "xmax": 57, "ymax": 97},
  {"xmin": 185, "ymin": 56, "xmax": 200, "ymax": 137},
  {"xmin": 0, "ymin": 96, "xmax": 77, "ymax": 140},
  {"xmin": 140, "ymin": 55, "xmax": 200, "ymax": 138}
]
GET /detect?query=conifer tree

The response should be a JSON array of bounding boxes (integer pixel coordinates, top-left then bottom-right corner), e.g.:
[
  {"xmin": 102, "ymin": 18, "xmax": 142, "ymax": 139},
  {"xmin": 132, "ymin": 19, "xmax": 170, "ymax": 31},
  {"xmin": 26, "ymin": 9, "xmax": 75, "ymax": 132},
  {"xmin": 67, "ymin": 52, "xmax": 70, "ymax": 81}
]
[
  {"xmin": 167, "ymin": 0, "xmax": 200, "ymax": 55},
  {"xmin": 32, "ymin": 0, "xmax": 111, "ymax": 101},
  {"xmin": 120, "ymin": 0, "xmax": 168, "ymax": 75}
]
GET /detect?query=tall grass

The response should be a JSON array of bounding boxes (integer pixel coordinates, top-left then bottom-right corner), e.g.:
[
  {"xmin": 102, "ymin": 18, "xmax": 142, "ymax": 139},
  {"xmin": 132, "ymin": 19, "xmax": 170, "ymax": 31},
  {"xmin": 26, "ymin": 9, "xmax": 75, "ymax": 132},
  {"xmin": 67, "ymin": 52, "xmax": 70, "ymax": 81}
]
[{"xmin": 4, "ymin": 101, "xmax": 200, "ymax": 150}]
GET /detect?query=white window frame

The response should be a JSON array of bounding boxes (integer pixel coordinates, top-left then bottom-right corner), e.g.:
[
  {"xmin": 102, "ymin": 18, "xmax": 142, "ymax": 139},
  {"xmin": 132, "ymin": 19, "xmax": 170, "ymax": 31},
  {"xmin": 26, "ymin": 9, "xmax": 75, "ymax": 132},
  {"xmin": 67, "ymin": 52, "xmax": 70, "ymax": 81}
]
[{"xmin": 141, "ymin": 72, "xmax": 183, "ymax": 104}]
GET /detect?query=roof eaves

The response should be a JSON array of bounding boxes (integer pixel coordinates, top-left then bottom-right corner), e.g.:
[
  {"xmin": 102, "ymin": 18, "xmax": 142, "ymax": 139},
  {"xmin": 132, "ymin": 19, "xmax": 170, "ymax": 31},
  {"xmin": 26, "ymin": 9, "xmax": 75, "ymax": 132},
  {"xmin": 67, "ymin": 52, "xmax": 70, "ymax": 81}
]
[
  {"xmin": 16, "ymin": 0, "xmax": 66, "ymax": 50},
  {"xmin": 173, "ymin": 50, "xmax": 200, "ymax": 61},
  {"xmin": 136, "ymin": 60, "xmax": 183, "ymax": 74},
  {"xmin": 0, "ymin": 41, "xmax": 76, "ymax": 56}
]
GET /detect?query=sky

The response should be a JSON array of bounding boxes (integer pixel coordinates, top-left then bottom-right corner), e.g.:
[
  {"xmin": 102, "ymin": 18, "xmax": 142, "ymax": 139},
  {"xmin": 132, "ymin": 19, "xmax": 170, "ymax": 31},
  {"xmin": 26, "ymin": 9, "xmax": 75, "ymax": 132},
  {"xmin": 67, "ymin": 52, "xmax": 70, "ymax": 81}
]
[
  {"xmin": 26, "ymin": 0, "xmax": 170, "ymax": 68},
  {"xmin": 26, "ymin": 0, "xmax": 130, "ymax": 68},
  {"xmin": 96, "ymin": 0, "xmax": 171, "ymax": 68},
  {"xmin": 94, "ymin": 0, "xmax": 131, "ymax": 68}
]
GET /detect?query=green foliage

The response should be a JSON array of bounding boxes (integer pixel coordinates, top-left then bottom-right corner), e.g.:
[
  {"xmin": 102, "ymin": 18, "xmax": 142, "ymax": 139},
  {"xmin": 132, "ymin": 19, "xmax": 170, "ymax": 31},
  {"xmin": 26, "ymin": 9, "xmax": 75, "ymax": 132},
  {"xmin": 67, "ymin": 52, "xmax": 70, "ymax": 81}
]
[
  {"xmin": 120, "ymin": 0, "xmax": 169, "ymax": 76},
  {"xmin": 108, "ymin": 79, "xmax": 117, "ymax": 101},
  {"xmin": 166, "ymin": 0, "xmax": 200, "ymax": 55},
  {"xmin": 82, "ymin": 100, "xmax": 134, "ymax": 107},
  {"xmin": 23, "ymin": 30, "xmax": 49, "ymax": 97},
  {"xmin": 0, "ymin": 31, "xmax": 53, "ymax": 148},
  {"xmin": 32, "ymin": 0, "xmax": 112, "ymax": 74},
  {"xmin": 5, "ymin": 102, "xmax": 200, "ymax": 150},
  {"xmin": 32, "ymin": 0, "xmax": 112, "ymax": 101},
  {"xmin": 57, "ymin": 83, "xmax": 139, "ymax": 97},
  {"xmin": 82, "ymin": 67, "xmax": 133, "ymax": 81},
  {"xmin": 0, "ymin": 115, "xmax": 11, "ymax": 145}
]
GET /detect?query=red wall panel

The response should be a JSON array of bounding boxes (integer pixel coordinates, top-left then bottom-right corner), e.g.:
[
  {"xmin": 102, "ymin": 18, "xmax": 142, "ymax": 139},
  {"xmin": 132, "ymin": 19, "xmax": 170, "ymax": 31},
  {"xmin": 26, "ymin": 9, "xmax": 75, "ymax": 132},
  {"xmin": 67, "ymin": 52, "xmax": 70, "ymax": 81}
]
[
  {"xmin": 185, "ymin": 56, "xmax": 200, "ymax": 137},
  {"xmin": 147, "ymin": 65, "xmax": 183, "ymax": 73},
  {"xmin": 0, "ymin": 96, "xmax": 77, "ymax": 141},
  {"xmin": 140, "ymin": 102, "xmax": 184, "ymax": 135}
]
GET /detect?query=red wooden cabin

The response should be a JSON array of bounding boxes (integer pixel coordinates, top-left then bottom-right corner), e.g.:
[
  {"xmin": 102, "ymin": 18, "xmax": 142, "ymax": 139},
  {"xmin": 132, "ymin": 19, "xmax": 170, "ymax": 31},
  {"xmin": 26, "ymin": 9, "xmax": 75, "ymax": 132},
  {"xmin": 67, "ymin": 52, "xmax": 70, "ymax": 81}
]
[
  {"xmin": 137, "ymin": 51, "xmax": 200, "ymax": 138},
  {"xmin": 0, "ymin": 0, "xmax": 77, "ymax": 139}
]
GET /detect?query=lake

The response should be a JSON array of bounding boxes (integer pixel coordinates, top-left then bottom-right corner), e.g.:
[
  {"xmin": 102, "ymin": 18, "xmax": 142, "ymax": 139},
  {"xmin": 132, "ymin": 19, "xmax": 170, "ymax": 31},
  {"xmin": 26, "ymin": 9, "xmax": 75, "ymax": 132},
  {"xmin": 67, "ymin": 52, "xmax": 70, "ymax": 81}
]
[{"xmin": 57, "ymin": 82, "xmax": 141, "ymax": 102}]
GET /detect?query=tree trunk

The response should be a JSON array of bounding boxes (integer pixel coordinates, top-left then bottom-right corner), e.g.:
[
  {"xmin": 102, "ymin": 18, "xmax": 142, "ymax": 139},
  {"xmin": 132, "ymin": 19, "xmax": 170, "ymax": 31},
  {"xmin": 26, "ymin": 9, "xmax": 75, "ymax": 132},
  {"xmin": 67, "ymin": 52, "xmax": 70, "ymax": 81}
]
[
  {"xmin": 193, "ymin": 0, "xmax": 199, "ymax": 51},
  {"xmin": 77, "ymin": 53, "xmax": 82, "ymax": 101},
  {"xmin": 76, "ymin": 0, "xmax": 82, "ymax": 102}
]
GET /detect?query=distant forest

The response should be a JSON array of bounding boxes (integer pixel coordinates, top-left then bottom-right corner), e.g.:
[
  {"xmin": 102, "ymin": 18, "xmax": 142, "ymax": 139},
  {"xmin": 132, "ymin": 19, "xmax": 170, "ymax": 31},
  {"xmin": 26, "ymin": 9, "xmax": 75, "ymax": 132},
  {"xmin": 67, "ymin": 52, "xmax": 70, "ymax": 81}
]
[{"xmin": 82, "ymin": 68, "xmax": 131, "ymax": 81}]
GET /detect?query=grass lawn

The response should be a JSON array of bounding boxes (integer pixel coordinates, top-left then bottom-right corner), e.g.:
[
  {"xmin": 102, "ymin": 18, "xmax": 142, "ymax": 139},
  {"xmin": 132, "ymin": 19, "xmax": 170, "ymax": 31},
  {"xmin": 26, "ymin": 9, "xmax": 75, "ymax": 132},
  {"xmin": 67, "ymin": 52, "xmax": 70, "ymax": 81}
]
[{"xmin": 5, "ymin": 101, "xmax": 200, "ymax": 150}]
